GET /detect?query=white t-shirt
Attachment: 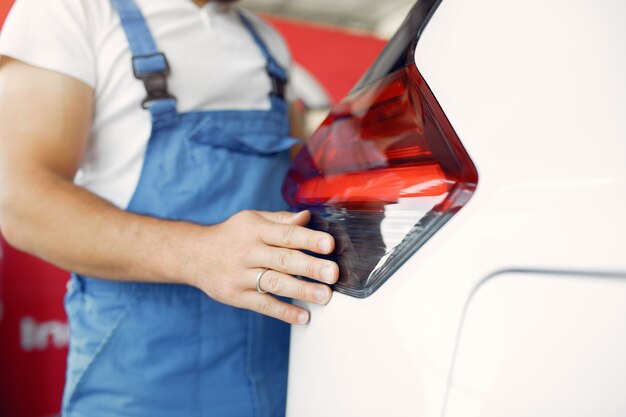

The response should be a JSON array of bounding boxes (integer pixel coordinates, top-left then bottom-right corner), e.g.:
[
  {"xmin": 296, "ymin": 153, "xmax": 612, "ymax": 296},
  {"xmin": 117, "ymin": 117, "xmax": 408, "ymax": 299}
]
[{"xmin": 0, "ymin": 0, "xmax": 294, "ymax": 209}]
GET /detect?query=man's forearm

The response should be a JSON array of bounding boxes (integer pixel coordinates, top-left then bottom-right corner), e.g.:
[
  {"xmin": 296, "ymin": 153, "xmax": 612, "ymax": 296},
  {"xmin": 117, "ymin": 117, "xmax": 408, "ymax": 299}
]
[
  {"xmin": 0, "ymin": 168, "xmax": 341, "ymax": 324},
  {"xmin": 0, "ymin": 169, "xmax": 202, "ymax": 285}
]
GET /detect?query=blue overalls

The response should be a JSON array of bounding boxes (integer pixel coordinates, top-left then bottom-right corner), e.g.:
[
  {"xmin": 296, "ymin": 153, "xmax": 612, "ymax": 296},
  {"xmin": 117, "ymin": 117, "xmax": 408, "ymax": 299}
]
[{"xmin": 62, "ymin": 1, "xmax": 297, "ymax": 416}]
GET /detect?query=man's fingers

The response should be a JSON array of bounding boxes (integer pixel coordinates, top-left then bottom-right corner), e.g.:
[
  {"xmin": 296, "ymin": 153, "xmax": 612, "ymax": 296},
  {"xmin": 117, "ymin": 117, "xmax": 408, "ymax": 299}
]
[
  {"xmin": 255, "ymin": 210, "xmax": 310, "ymax": 226},
  {"xmin": 255, "ymin": 247, "xmax": 339, "ymax": 284},
  {"xmin": 260, "ymin": 222, "xmax": 334, "ymax": 255},
  {"xmin": 255, "ymin": 269, "xmax": 332, "ymax": 305},
  {"xmin": 289, "ymin": 210, "xmax": 311, "ymax": 226},
  {"xmin": 255, "ymin": 209, "xmax": 334, "ymax": 254},
  {"xmin": 240, "ymin": 291, "xmax": 310, "ymax": 325}
]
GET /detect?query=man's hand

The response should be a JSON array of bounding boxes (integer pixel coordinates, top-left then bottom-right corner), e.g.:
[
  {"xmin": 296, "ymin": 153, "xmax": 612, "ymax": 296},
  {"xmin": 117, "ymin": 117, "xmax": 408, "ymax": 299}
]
[{"xmin": 191, "ymin": 210, "xmax": 337, "ymax": 325}]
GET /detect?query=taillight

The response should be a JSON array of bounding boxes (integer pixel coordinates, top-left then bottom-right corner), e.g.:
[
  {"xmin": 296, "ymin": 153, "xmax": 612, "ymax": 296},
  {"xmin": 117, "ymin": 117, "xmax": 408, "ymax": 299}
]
[{"xmin": 283, "ymin": 64, "xmax": 477, "ymax": 298}]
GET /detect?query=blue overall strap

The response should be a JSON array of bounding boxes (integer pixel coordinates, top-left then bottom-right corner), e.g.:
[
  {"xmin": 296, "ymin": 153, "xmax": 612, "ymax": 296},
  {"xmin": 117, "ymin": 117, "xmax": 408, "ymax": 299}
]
[
  {"xmin": 110, "ymin": 0, "xmax": 177, "ymax": 120},
  {"xmin": 238, "ymin": 11, "xmax": 288, "ymax": 101}
]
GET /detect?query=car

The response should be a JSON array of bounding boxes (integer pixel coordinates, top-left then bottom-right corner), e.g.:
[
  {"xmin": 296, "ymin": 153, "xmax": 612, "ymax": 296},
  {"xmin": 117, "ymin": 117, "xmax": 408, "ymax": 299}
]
[{"xmin": 281, "ymin": 0, "xmax": 626, "ymax": 416}]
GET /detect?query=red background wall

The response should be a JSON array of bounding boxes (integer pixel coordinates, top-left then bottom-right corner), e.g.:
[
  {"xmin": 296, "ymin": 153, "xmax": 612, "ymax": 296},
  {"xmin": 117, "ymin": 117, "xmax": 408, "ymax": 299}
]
[
  {"xmin": 0, "ymin": 2, "xmax": 385, "ymax": 416},
  {"xmin": 264, "ymin": 16, "xmax": 385, "ymax": 103},
  {"xmin": 0, "ymin": 0, "xmax": 11, "ymax": 26}
]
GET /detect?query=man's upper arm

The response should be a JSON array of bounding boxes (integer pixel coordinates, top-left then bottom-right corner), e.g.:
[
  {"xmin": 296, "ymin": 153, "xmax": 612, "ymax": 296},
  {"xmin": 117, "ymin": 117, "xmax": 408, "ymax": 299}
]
[{"xmin": 0, "ymin": 56, "xmax": 94, "ymax": 184}]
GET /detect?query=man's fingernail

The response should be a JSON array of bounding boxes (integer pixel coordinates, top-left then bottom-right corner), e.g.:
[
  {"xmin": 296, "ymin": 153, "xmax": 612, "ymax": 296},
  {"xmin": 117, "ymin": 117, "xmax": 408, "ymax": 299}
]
[
  {"xmin": 319, "ymin": 238, "xmax": 331, "ymax": 253},
  {"xmin": 321, "ymin": 265, "xmax": 335, "ymax": 283},
  {"xmin": 297, "ymin": 311, "xmax": 310, "ymax": 324},
  {"xmin": 315, "ymin": 287, "xmax": 331, "ymax": 304}
]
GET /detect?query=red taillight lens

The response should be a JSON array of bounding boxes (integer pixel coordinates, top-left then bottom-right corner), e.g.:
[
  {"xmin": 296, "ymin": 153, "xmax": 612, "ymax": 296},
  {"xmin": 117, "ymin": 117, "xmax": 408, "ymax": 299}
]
[{"xmin": 283, "ymin": 64, "xmax": 477, "ymax": 297}]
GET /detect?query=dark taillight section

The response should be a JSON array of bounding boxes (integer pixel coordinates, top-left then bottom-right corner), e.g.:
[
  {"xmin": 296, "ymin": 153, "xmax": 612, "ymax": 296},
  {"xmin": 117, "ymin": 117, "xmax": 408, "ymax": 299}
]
[{"xmin": 283, "ymin": 64, "xmax": 477, "ymax": 298}]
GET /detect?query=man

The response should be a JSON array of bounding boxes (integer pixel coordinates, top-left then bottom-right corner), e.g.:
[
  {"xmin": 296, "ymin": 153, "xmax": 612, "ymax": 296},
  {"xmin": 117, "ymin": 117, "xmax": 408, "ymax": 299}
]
[{"xmin": 0, "ymin": 0, "xmax": 338, "ymax": 416}]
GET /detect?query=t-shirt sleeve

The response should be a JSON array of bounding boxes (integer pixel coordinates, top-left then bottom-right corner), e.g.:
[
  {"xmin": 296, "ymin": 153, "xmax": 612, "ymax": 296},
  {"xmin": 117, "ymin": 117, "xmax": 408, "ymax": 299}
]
[{"xmin": 0, "ymin": 0, "xmax": 95, "ymax": 88}]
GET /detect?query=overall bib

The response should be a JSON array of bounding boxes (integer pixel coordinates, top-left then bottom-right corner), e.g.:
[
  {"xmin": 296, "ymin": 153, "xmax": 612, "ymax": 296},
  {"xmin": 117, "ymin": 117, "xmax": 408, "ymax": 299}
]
[{"xmin": 62, "ymin": 1, "xmax": 296, "ymax": 416}]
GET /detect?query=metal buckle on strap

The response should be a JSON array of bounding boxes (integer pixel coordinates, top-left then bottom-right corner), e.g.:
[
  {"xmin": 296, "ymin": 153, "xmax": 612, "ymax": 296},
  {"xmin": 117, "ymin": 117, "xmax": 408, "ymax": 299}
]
[
  {"xmin": 270, "ymin": 75, "xmax": 287, "ymax": 99},
  {"xmin": 132, "ymin": 53, "xmax": 176, "ymax": 109},
  {"xmin": 266, "ymin": 60, "xmax": 287, "ymax": 99}
]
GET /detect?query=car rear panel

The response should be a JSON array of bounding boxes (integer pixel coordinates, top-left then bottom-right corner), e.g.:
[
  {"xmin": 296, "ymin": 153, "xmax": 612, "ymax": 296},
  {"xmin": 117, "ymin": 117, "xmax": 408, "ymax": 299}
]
[{"xmin": 286, "ymin": 1, "xmax": 626, "ymax": 416}]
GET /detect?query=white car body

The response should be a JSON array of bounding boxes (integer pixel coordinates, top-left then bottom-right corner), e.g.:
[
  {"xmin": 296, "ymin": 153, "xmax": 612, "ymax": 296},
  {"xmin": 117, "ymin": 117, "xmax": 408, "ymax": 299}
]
[{"xmin": 286, "ymin": 1, "xmax": 626, "ymax": 416}]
